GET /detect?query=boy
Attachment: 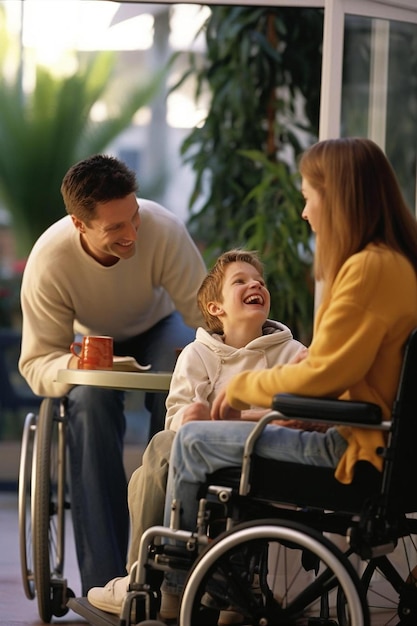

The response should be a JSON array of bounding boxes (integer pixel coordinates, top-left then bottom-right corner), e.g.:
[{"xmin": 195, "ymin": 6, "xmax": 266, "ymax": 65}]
[{"xmin": 87, "ymin": 249, "xmax": 306, "ymax": 621}]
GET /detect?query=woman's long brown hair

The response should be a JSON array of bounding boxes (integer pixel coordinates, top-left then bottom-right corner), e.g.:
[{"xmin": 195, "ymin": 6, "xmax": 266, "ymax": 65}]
[{"xmin": 299, "ymin": 138, "xmax": 417, "ymax": 297}]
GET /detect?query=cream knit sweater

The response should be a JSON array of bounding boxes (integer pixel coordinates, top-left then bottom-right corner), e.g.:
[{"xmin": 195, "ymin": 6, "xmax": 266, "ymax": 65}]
[{"xmin": 19, "ymin": 199, "xmax": 206, "ymax": 397}]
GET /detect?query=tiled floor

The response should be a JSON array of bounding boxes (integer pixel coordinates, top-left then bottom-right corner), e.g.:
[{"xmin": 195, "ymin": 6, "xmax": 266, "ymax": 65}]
[
  {"xmin": 0, "ymin": 399, "xmax": 148, "ymax": 626},
  {"xmin": 0, "ymin": 485, "xmax": 398, "ymax": 626},
  {"xmin": 0, "ymin": 490, "xmax": 85, "ymax": 626}
]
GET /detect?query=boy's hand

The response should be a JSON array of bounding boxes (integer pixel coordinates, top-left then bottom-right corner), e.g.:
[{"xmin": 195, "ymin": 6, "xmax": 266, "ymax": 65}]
[
  {"xmin": 211, "ymin": 388, "xmax": 241, "ymax": 421},
  {"xmin": 181, "ymin": 402, "xmax": 210, "ymax": 424}
]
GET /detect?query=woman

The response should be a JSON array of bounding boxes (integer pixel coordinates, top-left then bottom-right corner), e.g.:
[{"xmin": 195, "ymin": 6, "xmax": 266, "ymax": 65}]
[{"xmin": 162, "ymin": 137, "xmax": 417, "ymax": 617}]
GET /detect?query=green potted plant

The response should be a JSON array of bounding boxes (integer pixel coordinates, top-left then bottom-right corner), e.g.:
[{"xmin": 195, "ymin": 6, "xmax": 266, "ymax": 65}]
[{"xmin": 176, "ymin": 5, "xmax": 323, "ymax": 342}]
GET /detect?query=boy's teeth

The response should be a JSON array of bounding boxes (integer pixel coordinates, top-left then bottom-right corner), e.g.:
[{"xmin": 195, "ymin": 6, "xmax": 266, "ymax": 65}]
[{"xmin": 245, "ymin": 295, "xmax": 263, "ymax": 304}]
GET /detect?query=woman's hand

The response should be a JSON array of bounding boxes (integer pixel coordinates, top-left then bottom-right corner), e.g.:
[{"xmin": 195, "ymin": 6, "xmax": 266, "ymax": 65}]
[
  {"xmin": 290, "ymin": 347, "xmax": 309, "ymax": 364},
  {"xmin": 269, "ymin": 418, "xmax": 329, "ymax": 432},
  {"xmin": 240, "ymin": 409, "xmax": 270, "ymax": 422},
  {"xmin": 210, "ymin": 388, "xmax": 241, "ymax": 421}
]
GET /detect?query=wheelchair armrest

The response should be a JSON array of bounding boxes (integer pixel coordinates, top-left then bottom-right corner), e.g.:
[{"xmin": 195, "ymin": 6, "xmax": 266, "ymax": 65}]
[
  {"xmin": 239, "ymin": 395, "xmax": 383, "ymax": 496},
  {"xmin": 273, "ymin": 393, "xmax": 382, "ymax": 426}
]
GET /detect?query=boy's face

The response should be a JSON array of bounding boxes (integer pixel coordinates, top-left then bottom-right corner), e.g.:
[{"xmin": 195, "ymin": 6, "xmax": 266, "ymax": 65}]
[{"xmin": 212, "ymin": 261, "xmax": 270, "ymax": 326}]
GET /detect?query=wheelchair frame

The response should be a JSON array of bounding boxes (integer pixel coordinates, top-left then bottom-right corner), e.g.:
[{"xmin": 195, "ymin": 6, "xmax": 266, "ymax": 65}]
[
  {"xmin": 20, "ymin": 328, "xmax": 417, "ymax": 625},
  {"xmin": 18, "ymin": 397, "xmax": 75, "ymax": 622}
]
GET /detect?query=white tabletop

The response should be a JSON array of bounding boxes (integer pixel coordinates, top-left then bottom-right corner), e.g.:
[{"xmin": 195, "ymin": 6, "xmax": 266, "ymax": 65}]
[{"xmin": 56, "ymin": 369, "xmax": 172, "ymax": 392}]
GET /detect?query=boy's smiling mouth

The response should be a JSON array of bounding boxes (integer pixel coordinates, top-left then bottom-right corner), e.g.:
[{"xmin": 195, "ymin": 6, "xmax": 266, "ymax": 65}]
[{"xmin": 244, "ymin": 294, "xmax": 264, "ymax": 305}]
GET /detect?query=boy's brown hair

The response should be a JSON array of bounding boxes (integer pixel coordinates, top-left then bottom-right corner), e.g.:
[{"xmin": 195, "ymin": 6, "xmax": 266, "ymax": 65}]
[{"xmin": 197, "ymin": 249, "xmax": 264, "ymax": 333}]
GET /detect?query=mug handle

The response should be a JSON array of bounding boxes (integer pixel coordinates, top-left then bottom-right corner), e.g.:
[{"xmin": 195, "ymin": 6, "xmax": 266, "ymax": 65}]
[{"xmin": 70, "ymin": 342, "xmax": 82, "ymax": 358}]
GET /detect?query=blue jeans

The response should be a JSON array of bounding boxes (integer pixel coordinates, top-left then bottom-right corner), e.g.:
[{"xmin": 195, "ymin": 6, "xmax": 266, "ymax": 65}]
[
  {"xmin": 66, "ymin": 312, "xmax": 196, "ymax": 594},
  {"xmin": 163, "ymin": 420, "xmax": 348, "ymax": 594}
]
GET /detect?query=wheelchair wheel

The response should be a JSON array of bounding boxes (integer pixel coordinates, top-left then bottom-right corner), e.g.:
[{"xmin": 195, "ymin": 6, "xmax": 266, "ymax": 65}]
[
  {"xmin": 18, "ymin": 411, "xmax": 37, "ymax": 600},
  {"xmin": 340, "ymin": 545, "xmax": 417, "ymax": 626},
  {"xmin": 180, "ymin": 518, "xmax": 369, "ymax": 626},
  {"xmin": 335, "ymin": 525, "xmax": 417, "ymax": 626},
  {"xmin": 32, "ymin": 398, "xmax": 72, "ymax": 622}
]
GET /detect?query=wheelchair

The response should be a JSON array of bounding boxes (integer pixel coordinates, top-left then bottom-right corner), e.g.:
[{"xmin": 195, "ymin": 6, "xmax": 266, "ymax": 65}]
[
  {"xmin": 64, "ymin": 327, "xmax": 417, "ymax": 626},
  {"xmin": 18, "ymin": 396, "xmax": 75, "ymax": 622},
  {"xmin": 17, "ymin": 380, "xmax": 169, "ymax": 622}
]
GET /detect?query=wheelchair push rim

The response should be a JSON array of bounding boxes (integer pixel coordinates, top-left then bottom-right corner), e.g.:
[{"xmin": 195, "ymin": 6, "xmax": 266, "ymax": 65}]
[
  {"xmin": 18, "ymin": 411, "xmax": 37, "ymax": 600},
  {"xmin": 19, "ymin": 398, "xmax": 74, "ymax": 622},
  {"xmin": 180, "ymin": 518, "xmax": 370, "ymax": 626}
]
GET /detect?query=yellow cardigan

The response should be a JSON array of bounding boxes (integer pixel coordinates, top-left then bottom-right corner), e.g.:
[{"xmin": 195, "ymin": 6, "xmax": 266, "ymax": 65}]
[{"xmin": 226, "ymin": 244, "xmax": 417, "ymax": 484}]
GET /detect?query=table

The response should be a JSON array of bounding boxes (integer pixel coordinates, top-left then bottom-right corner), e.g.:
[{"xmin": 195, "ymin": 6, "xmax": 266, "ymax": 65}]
[{"xmin": 56, "ymin": 369, "xmax": 172, "ymax": 392}]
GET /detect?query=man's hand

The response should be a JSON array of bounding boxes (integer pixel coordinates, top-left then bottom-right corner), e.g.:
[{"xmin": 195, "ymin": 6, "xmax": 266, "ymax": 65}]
[
  {"xmin": 68, "ymin": 354, "xmax": 80, "ymax": 369},
  {"xmin": 210, "ymin": 388, "xmax": 241, "ymax": 421}
]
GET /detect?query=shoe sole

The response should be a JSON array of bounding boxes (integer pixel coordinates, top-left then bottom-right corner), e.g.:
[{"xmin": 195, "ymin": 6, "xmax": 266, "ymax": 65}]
[
  {"xmin": 218, "ymin": 610, "xmax": 244, "ymax": 626},
  {"xmin": 159, "ymin": 611, "xmax": 179, "ymax": 620},
  {"xmin": 87, "ymin": 598, "xmax": 122, "ymax": 615}
]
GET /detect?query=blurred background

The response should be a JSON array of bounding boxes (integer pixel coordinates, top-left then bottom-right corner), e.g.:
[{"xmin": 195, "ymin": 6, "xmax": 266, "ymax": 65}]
[
  {"xmin": 0, "ymin": 0, "xmax": 416, "ymax": 460},
  {"xmin": 0, "ymin": 0, "xmax": 213, "ymax": 453}
]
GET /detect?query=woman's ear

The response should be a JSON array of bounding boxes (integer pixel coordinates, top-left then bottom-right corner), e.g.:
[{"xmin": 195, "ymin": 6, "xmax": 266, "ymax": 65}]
[{"xmin": 207, "ymin": 301, "xmax": 224, "ymax": 317}]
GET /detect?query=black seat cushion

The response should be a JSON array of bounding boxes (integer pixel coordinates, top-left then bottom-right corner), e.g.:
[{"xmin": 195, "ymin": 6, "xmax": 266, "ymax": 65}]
[
  {"xmin": 206, "ymin": 458, "xmax": 381, "ymax": 516},
  {"xmin": 250, "ymin": 457, "xmax": 381, "ymax": 513}
]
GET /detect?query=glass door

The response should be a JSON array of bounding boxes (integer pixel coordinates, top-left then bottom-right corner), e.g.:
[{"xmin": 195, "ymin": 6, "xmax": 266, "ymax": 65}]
[{"xmin": 320, "ymin": 0, "xmax": 417, "ymax": 212}]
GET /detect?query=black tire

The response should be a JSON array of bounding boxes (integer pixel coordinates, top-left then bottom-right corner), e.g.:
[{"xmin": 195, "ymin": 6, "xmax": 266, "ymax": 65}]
[
  {"xmin": 337, "ymin": 533, "xmax": 417, "ymax": 626},
  {"xmin": 180, "ymin": 518, "xmax": 370, "ymax": 626},
  {"xmin": 18, "ymin": 411, "xmax": 37, "ymax": 600},
  {"xmin": 32, "ymin": 398, "xmax": 70, "ymax": 622},
  {"xmin": 358, "ymin": 552, "xmax": 417, "ymax": 625}
]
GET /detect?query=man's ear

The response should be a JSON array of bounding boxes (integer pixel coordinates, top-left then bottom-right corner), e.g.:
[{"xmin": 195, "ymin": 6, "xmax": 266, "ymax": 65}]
[
  {"xmin": 71, "ymin": 215, "xmax": 86, "ymax": 233},
  {"xmin": 207, "ymin": 301, "xmax": 224, "ymax": 317}
]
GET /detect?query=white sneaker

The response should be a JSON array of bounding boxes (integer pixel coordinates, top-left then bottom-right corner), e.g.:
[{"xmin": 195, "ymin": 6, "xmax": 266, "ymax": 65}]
[{"xmin": 87, "ymin": 575, "xmax": 129, "ymax": 614}]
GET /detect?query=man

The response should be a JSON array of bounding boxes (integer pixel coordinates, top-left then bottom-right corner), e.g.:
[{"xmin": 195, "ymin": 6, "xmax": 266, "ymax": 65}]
[{"xmin": 19, "ymin": 154, "xmax": 206, "ymax": 594}]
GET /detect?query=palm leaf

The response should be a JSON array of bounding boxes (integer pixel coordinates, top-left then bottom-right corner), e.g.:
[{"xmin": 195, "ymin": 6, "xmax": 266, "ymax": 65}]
[{"xmin": 0, "ymin": 49, "xmax": 167, "ymax": 254}]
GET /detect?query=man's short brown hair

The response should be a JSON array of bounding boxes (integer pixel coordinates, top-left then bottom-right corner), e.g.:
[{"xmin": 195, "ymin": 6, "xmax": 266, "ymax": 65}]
[{"xmin": 61, "ymin": 154, "xmax": 138, "ymax": 223}]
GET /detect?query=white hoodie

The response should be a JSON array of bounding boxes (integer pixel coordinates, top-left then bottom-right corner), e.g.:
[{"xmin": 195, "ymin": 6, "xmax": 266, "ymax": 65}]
[{"xmin": 165, "ymin": 320, "xmax": 305, "ymax": 431}]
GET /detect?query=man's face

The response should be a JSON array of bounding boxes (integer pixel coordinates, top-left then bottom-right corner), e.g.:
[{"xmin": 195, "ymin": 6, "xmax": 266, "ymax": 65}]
[{"xmin": 71, "ymin": 193, "xmax": 141, "ymax": 265}]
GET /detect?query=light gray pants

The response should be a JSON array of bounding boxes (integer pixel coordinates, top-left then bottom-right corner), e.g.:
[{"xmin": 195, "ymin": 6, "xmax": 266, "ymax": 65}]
[{"xmin": 126, "ymin": 429, "xmax": 176, "ymax": 571}]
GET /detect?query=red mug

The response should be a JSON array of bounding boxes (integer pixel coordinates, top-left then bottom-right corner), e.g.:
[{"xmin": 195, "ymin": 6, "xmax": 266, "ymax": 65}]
[{"xmin": 70, "ymin": 336, "xmax": 113, "ymax": 370}]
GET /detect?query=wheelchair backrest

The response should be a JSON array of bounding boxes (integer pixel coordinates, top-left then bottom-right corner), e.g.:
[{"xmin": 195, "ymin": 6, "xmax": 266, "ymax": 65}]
[
  {"xmin": 380, "ymin": 327, "xmax": 417, "ymax": 513},
  {"xmin": 207, "ymin": 328, "xmax": 417, "ymax": 521},
  {"xmin": 246, "ymin": 328, "xmax": 417, "ymax": 517}
]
